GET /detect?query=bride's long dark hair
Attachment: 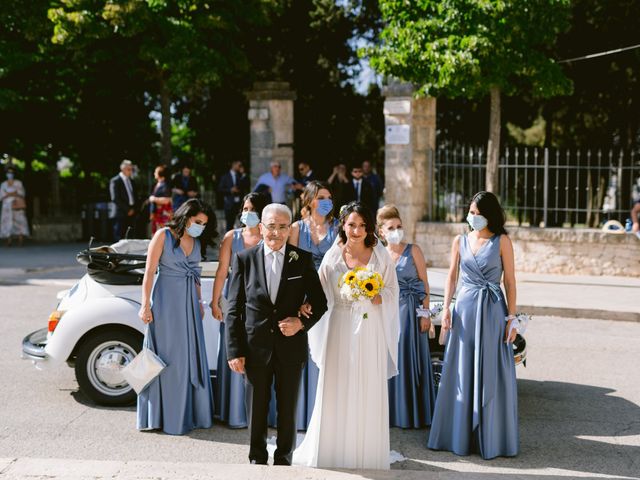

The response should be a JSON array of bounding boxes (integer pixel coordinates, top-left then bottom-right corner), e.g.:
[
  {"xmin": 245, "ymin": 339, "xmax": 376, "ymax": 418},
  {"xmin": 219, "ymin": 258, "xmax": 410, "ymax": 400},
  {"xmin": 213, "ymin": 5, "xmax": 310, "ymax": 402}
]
[{"xmin": 338, "ymin": 202, "xmax": 378, "ymax": 248}]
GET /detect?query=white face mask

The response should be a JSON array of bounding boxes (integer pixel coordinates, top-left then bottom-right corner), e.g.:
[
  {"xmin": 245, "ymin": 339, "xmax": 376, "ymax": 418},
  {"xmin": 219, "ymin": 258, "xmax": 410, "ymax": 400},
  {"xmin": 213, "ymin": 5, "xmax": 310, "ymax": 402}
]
[
  {"xmin": 385, "ymin": 229, "xmax": 404, "ymax": 245},
  {"xmin": 240, "ymin": 211, "xmax": 260, "ymax": 228},
  {"xmin": 467, "ymin": 213, "xmax": 488, "ymax": 231}
]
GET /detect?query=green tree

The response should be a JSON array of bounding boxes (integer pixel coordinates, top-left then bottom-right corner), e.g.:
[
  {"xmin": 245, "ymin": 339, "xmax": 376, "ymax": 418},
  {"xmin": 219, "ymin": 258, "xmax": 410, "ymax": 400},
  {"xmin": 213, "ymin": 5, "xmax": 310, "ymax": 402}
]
[
  {"xmin": 49, "ymin": 0, "xmax": 268, "ymax": 164},
  {"xmin": 366, "ymin": 0, "xmax": 573, "ymax": 192}
]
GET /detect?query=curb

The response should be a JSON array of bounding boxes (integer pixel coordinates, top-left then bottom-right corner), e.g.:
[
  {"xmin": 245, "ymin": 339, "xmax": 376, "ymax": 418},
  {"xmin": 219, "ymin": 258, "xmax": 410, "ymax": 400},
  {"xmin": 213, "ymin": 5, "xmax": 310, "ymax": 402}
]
[{"xmin": 519, "ymin": 305, "xmax": 640, "ymax": 323}]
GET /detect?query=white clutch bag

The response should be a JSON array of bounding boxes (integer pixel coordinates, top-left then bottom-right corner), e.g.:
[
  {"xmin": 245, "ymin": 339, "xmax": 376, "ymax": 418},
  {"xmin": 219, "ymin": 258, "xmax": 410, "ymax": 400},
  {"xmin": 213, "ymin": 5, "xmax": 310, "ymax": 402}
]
[{"xmin": 121, "ymin": 328, "xmax": 166, "ymax": 394}]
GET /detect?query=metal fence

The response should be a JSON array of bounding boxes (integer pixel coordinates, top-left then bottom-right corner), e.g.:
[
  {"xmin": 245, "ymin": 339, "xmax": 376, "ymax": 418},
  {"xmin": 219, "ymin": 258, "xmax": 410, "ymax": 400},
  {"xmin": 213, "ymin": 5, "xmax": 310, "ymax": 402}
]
[{"xmin": 432, "ymin": 144, "xmax": 640, "ymax": 228}]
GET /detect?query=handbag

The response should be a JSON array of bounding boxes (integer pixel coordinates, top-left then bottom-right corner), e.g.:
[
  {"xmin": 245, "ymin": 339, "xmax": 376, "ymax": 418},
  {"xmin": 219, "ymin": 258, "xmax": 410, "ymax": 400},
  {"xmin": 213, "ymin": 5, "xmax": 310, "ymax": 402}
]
[
  {"xmin": 12, "ymin": 196, "xmax": 26, "ymax": 210},
  {"xmin": 121, "ymin": 327, "xmax": 166, "ymax": 394}
]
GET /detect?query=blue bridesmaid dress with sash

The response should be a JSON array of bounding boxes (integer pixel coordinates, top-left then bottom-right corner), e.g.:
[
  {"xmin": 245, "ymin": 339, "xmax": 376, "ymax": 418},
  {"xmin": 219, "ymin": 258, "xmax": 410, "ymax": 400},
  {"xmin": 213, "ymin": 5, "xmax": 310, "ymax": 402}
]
[
  {"xmin": 214, "ymin": 228, "xmax": 248, "ymax": 428},
  {"xmin": 427, "ymin": 234, "xmax": 518, "ymax": 459},
  {"xmin": 215, "ymin": 228, "xmax": 249, "ymax": 427},
  {"xmin": 388, "ymin": 244, "xmax": 435, "ymax": 428},
  {"xmin": 268, "ymin": 219, "xmax": 339, "ymax": 430},
  {"xmin": 137, "ymin": 228, "xmax": 214, "ymax": 435}
]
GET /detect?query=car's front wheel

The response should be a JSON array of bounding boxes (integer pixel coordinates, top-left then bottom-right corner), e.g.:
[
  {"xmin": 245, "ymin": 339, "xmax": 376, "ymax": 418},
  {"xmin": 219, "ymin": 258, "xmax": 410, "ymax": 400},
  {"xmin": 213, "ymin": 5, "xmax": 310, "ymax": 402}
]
[{"xmin": 75, "ymin": 329, "xmax": 142, "ymax": 406}]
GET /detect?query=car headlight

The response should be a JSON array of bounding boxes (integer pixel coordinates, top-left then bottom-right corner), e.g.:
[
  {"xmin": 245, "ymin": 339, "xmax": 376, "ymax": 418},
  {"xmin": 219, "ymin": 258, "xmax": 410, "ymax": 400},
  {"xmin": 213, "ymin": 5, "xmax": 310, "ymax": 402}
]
[{"xmin": 48, "ymin": 310, "xmax": 65, "ymax": 333}]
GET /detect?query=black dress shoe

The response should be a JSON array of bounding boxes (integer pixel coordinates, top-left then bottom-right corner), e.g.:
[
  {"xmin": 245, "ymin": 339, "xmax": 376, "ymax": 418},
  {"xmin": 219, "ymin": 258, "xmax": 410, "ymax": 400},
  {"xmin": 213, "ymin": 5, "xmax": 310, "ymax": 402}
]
[{"xmin": 250, "ymin": 460, "xmax": 267, "ymax": 465}]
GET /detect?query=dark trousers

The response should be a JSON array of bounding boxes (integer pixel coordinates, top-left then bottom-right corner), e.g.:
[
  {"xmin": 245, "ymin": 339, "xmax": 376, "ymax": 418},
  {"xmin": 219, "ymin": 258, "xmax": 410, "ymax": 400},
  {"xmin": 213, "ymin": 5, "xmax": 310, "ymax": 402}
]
[
  {"xmin": 244, "ymin": 358, "xmax": 304, "ymax": 465},
  {"xmin": 113, "ymin": 214, "xmax": 135, "ymax": 241}
]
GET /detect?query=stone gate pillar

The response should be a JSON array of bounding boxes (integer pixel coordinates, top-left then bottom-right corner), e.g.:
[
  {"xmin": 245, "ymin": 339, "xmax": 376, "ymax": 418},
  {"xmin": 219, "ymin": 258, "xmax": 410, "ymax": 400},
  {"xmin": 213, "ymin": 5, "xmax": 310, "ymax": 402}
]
[
  {"xmin": 246, "ymin": 82, "xmax": 296, "ymax": 186},
  {"xmin": 383, "ymin": 82, "xmax": 436, "ymax": 241}
]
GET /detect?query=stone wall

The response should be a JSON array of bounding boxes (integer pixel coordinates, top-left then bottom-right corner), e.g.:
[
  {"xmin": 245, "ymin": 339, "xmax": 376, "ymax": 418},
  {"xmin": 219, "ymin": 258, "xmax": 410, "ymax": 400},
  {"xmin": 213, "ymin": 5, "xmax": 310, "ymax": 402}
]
[
  {"xmin": 31, "ymin": 217, "xmax": 82, "ymax": 242},
  {"xmin": 415, "ymin": 222, "xmax": 640, "ymax": 277}
]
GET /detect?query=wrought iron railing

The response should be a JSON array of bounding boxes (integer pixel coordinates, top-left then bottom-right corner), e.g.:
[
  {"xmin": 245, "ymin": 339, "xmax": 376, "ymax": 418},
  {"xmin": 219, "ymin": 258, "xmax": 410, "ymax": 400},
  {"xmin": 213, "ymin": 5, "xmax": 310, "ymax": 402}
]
[{"xmin": 431, "ymin": 144, "xmax": 640, "ymax": 228}]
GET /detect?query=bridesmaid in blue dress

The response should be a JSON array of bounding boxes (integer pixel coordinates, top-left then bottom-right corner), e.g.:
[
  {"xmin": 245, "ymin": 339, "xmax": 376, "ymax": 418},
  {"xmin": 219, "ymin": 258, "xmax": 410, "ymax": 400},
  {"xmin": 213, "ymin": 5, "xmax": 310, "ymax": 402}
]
[
  {"xmin": 377, "ymin": 205, "xmax": 435, "ymax": 428},
  {"xmin": 211, "ymin": 193, "xmax": 267, "ymax": 427},
  {"xmin": 137, "ymin": 199, "xmax": 214, "ymax": 435},
  {"xmin": 428, "ymin": 191, "xmax": 519, "ymax": 459},
  {"xmin": 285, "ymin": 180, "xmax": 339, "ymax": 429}
]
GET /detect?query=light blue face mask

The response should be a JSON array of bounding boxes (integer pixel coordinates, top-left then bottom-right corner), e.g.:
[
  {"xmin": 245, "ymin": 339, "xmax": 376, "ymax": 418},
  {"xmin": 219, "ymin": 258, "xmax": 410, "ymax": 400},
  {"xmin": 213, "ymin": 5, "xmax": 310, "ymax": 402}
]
[
  {"xmin": 467, "ymin": 213, "xmax": 488, "ymax": 231},
  {"xmin": 186, "ymin": 222, "xmax": 205, "ymax": 238},
  {"xmin": 316, "ymin": 199, "xmax": 333, "ymax": 217},
  {"xmin": 240, "ymin": 211, "xmax": 260, "ymax": 228}
]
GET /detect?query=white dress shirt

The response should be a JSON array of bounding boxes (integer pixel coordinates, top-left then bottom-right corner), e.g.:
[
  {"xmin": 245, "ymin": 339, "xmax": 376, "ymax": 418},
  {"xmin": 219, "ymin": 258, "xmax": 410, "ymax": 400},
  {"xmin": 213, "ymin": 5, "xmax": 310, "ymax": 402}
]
[{"xmin": 264, "ymin": 243, "xmax": 287, "ymax": 303}]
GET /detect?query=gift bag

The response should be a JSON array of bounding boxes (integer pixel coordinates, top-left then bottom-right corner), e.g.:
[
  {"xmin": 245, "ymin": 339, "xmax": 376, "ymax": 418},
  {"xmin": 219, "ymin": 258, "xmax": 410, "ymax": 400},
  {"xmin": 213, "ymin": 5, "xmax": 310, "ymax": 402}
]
[{"xmin": 121, "ymin": 327, "xmax": 166, "ymax": 394}]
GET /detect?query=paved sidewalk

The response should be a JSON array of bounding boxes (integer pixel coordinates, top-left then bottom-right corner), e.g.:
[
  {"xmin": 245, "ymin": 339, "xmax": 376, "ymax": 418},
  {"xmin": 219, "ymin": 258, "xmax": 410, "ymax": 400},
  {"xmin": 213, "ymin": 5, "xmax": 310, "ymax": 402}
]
[
  {"xmin": 3, "ymin": 457, "xmax": 634, "ymax": 480},
  {"xmin": 1, "ymin": 243, "xmax": 638, "ymax": 322}
]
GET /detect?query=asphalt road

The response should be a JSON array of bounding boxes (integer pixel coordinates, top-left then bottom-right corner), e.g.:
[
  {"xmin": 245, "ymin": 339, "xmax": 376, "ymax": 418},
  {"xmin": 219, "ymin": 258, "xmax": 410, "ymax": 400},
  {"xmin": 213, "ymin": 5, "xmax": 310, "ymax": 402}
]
[{"xmin": 1, "ymin": 277, "xmax": 639, "ymax": 479}]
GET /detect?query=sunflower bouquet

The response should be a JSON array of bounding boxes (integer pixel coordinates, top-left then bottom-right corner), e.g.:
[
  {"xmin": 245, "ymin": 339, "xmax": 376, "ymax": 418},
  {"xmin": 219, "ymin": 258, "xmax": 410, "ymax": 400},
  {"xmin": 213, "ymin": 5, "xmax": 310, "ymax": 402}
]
[{"xmin": 338, "ymin": 266, "xmax": 385, "ymax": 303}]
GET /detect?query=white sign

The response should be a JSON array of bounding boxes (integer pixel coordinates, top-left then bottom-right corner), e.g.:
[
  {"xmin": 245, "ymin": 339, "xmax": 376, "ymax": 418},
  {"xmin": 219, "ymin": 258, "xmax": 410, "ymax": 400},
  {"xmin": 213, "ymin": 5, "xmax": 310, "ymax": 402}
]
[
  {"xmin": 384, "ymin": 100, "xmax": 411, "ymax": 115},
  {"xmin": 385, "ymin": 125, "xmax": 410, "ymax": 145}
]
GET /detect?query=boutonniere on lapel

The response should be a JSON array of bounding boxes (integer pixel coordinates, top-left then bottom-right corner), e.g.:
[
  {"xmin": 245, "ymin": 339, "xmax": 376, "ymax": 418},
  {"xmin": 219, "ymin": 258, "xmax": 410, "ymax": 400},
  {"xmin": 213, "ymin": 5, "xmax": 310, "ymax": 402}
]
[{"xmin": 288, "ymin": 251, "xmax": 299, "ymax": 263}]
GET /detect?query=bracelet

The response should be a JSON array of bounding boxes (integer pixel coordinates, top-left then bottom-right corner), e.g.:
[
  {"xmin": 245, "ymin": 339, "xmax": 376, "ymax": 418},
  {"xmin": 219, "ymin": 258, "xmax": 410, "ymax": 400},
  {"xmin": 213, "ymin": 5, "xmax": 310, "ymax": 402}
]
[{"xmin": 505, "ymin": 314, "xmax": 516, "ymax": 321}]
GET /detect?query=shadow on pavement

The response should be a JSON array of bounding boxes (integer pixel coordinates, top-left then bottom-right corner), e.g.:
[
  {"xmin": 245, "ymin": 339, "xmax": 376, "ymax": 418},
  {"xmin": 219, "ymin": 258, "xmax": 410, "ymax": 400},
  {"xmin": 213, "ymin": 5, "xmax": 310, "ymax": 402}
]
[{"xmin": 389, "ymin": 379, "xmax": 640, "ymax": 479}]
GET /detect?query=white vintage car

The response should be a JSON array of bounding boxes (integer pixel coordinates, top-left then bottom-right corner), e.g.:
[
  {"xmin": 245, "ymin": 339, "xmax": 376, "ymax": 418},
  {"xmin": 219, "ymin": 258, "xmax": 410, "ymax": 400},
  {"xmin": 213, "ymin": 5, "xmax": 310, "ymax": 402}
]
[{"xmin": 22, "ymin": 239, "xmax": 220, "ymax": 406}]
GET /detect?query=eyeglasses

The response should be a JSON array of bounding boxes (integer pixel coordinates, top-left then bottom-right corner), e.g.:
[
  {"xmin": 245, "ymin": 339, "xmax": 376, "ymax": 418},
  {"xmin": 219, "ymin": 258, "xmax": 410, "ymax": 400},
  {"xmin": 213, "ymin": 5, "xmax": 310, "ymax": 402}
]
[{"xmin": 262, "ymin": 224, "xmax": 290, "ymax": 233}]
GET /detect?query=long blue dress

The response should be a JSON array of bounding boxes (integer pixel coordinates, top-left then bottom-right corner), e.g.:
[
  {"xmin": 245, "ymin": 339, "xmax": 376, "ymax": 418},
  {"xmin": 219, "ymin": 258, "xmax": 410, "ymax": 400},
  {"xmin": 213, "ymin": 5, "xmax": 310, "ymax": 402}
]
[
  {"xmin": 215, "ymin": 228, "xmax": 249, "ymax": 428},
  {"xmin": 268, "ymin": 219, "xmax": 339, "ymax": 430},
  {"xmin": 388, "ymin": 244, "xmax": 436, "ymax": 428},
  {"xmin": 137, "ymin": 228, "xmax": 214, "ymax": 435},
  {"xmin": 427, "ymin": 234, "xmax": 518, "ymax": 459}
]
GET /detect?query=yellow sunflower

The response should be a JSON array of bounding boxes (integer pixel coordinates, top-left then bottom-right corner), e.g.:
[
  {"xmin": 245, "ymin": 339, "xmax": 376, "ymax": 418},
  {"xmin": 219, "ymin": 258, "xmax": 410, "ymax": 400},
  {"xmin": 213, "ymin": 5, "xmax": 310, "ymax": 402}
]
[{"xmin": 361, "ymin": 277, "xmax": 380, "ymax": 297}]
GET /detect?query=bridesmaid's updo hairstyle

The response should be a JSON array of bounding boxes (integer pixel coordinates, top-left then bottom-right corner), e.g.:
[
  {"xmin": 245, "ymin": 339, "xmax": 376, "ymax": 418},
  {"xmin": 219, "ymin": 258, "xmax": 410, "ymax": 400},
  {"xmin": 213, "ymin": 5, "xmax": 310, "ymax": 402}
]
[
  {"xmin": 239, "ymin": 192, "xmax": 268, "ymax": 219},
  {"xmin": 376, "ymin": 204, "xmax": 402, "ymax": 228},
  {"xmin": 470, "ymin": 191, "xmax": 508, "ymax": 235},
  {"xmin": 167, "ymin": 198, "xmax": 212, "ymax": 247},
  {"xmin": 338, "ymin": 201, "xmax": 378, "ymax": 248}
]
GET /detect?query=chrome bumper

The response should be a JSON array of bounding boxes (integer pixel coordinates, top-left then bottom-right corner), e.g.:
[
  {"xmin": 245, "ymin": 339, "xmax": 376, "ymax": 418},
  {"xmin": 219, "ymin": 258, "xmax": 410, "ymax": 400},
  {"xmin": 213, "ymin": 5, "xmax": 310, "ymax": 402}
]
[{"xmin": 22, "ymin": 328, "xmax": 49, "ymax": 361}]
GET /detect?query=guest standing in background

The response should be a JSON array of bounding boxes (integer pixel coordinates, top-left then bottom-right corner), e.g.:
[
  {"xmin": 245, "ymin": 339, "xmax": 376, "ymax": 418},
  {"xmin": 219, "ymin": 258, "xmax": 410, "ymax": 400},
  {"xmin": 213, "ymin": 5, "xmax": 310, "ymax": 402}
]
[
  {"xmin": 148, "ymin": 165, "xmax": 173, "ymax": 234},
  {"xmin": 345, "ymin": 165, "xmax": 375, "ymax": 211},
  {"xmin": 362, "ymin": 160, "xmax": 384, "ymax": 210},
  {"xmin": 171, "ymin": 163, "xmax": 199, "ymax": 211},
  {"xmin": 137, "ymin": 198, "xmax": 214, "ymax": 435},
  {"xmin": 109, "ymin": 160, "xmax": 137, "ymax": 241},
  {"xmin": 428, "ymin": 191, "xmax": 519, "ymax": 459},
  {"xmin": 254, "ymin": 161, "xmax": 297, "ymax": 205},
  {"xmin": 218, "ymin": 160, "xmax": 250, "ymax": 232},
  {"xmin": 296, "ymin": 162, "xmax": 316, "ymax": 188},
  {"xmin": 0, "ymin": 166, "xmax": 30, "ymax": 246},
  {"xmin": 286, "ymin": 181, "xmax": 340, "ymax": 429},
  {"xmin": 377, "ymin": 205, "xmax": 435, "ymax": 429},
  {"xmin": 327, "ymin": 163, "xmax": 350, "ymax": 211},
  {"xmin": 211, "ymin": 192, "xmax": 268, "ymax": 428}
]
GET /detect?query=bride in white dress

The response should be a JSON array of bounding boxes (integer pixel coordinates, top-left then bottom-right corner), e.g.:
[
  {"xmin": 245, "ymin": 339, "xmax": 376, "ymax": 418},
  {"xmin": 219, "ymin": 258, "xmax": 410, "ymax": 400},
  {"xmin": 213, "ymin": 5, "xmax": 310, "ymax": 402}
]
[{"xmin": 294, "ymin": 202, "xmax": 400, "ymax": 470}]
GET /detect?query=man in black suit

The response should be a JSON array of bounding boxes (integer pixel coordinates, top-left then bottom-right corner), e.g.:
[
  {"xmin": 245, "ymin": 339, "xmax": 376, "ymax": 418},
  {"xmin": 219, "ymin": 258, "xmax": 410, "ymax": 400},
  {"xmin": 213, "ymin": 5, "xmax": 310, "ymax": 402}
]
[
  {"xmin": 218, "ymin": 160, "xmax": 250, "ymax": 231},
  {"xmin": 345, "ymin": 164, "xmax": 376, "ymax": 210},
  {"xmin": 109, "ymin": 160, "xmax": 137, "ymax": 241},
  {"xmin": 226, "ymin": 203, "xmax": 327, "ymax": 466}
]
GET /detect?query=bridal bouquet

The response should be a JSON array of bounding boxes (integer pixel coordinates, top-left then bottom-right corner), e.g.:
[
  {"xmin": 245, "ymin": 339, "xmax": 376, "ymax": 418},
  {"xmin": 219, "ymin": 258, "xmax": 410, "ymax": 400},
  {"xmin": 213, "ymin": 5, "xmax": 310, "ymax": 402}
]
[{"xmin": 339, "ymin": 267, "xmax": 384, "ymax": 313}]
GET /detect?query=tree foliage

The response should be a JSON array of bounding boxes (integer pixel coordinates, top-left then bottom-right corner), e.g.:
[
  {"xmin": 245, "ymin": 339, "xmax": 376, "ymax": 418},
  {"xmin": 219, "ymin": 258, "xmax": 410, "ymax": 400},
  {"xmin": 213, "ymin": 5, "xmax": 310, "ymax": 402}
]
[
  {"xmin": 48, "ymin": 0, "xmax": 269, "ymax": 163},
  {"xmin": 367, "ymin": 0, "xmax": 573, "ymax": 100}
]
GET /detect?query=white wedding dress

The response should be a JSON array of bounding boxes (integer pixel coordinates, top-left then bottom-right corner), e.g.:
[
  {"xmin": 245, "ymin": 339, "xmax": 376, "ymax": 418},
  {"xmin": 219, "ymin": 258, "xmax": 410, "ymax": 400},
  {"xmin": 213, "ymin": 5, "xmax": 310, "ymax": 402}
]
[{"xmin": 294, "ymin": 242, "xmax": 400, "ymax": 470}]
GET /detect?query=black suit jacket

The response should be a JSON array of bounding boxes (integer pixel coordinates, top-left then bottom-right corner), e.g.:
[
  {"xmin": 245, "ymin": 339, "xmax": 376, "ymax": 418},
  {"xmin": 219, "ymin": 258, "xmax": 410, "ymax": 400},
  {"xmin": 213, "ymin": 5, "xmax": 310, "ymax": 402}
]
[
  {"xmin": 218, "ymin": 171, "xmax": 250, "ymax": 210},
  {"xmin": 226, "ymin": 243, "xmax": 328, "ymax": 366},
  {"xmin": 345, "ymin": 179, "xmax": 376, "ymax": 210},
  {"xmin": 109, "ymin": 175, "xmax": 136, "ymax": 217}
]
